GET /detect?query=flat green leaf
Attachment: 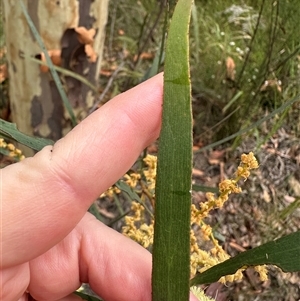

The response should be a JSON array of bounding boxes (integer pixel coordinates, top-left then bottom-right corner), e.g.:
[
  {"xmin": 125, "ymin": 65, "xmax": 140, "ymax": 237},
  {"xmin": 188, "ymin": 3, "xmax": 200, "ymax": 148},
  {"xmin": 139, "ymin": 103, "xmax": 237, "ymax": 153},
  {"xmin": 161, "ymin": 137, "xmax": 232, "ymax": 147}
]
[
  {"xmin": 190, "ymin": 231, "xmax": 300, "ymax": 286},
  {"xmin": 26, "ymin": 55, "xmax": 98, "ymax": 94},
  {"xmin": 115, "ymin": 180, "xmax": 153, "ymax": 216},
  {"xmin": 87, "ymin": 202, "xmax": 104, "ymax": 223},
  {"xmin": 74, "ymin": 291, "xmax": 103, "ymax": 301},
  {"xmin": 192, "ymin": 184, "xmax": 218, "ymax": 193},
  {"xmin": 115, "ymin": 180, "xmax": 143, "ymax": 202},
  {"xmin": 167, "ymin": 0, "xmax": 178, "ymax": 18},
  {"xmin": 0, "ymin": 119, "xmax": 54, "ymax": 151},
  {"xmin": 152, "ymin": 1, "xmax": 193, "ymax": 301}
]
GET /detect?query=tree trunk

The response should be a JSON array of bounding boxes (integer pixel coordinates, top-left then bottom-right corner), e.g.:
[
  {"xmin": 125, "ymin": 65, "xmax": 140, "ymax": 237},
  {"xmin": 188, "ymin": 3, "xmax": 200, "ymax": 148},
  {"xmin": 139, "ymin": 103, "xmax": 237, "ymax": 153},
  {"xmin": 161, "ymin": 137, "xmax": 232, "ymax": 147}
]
[{"xmin": 3, "ymin": 0, "xmax": 109, "ymax": 155}]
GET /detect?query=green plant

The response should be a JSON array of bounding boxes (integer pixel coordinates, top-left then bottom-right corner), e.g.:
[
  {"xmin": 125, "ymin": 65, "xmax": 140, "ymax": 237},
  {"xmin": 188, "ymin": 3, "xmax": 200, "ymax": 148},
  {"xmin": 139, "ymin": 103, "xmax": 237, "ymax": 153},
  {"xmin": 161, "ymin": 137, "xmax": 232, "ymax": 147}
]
[
  {"xmin": 1, "ymin": 1, "xmax": 300, "ymax": 301},
  {"xmin": 190, "ymin": 1, "xmax": 300, "ymax": 145}
]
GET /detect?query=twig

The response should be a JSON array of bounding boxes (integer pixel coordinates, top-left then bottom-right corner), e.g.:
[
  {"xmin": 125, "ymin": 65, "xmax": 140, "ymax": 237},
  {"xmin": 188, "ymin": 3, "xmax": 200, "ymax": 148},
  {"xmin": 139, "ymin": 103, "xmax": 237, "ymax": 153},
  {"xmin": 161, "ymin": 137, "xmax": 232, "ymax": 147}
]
[{"xmin": 89, "ymin": 62, "xmax": 125, "ymax": 114}]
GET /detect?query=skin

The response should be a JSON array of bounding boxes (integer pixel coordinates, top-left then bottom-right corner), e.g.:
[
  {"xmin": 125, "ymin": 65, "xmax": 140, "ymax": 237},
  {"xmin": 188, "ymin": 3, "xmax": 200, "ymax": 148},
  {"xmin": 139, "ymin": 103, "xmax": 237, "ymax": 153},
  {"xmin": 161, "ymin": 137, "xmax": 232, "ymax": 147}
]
[{"xmin": 1, "ymin": 74, "xmax": 198, "ymax": 301}]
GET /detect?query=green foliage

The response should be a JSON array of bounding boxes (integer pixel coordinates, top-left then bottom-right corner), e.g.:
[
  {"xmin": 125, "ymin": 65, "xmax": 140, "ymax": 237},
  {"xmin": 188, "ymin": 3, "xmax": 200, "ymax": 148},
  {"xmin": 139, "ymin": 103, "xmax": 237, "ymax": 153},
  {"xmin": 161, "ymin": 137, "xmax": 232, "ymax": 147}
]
[
  {"xmin": 0, "ymin": 1, "xmax": 4, "ymax": 56},
  {"xmin": 74, "ymin": 291, "xmax": 103, "ymax": 301},
  {"xmin": 152, "ymin": 1, "xmax": 193, "ymax": 301},
  {"xmin": 190, "ymin": 0, "xmax": 300, "ymax": 143},
  {"xmin": 103, "ymin": 0, "xmax": 300, "ymax": 145},
  {"xmin": 196, "ymin": 91, "xmax": 300, "ymax": 152},
  {"xmin": 0, "ymin": 119, "xmax": 53, "ymax": 151},
  {"xmin": 103, "ymin": 0, "xmax": 166, "ymax": 91},
  {"xmin": 190, "ymin": 230, "xmax": 300, "ymax": 286},
  {"xmin": 2, "ymin": 1, "xmax": 300, "ymax": 300}
]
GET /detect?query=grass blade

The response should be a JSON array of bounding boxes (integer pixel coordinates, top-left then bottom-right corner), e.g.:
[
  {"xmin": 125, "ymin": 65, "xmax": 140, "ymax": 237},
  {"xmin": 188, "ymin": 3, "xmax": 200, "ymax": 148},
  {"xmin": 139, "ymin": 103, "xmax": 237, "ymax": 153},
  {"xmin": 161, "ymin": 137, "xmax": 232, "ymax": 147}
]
[
  {"xmin": 0, "ymin": 119, "xmax": 54, "ymax": 151},
  {"xmin": 192, "ymin": 184, "xmax": 218, "ymax": 194},
  {"xmin": 197, "ymin": 93, "xmax": 300, "ymax": 153},
  {"xmin": 152, "ymin": 1, "xmax": 194, "ymax": 301},
  {"xmin": 190, "ymin": 231, "xmax": 300, "ymax": 286},
  {"xmin": 25, "ymin": 55, "xmax": 98, "ymax": 94},
  {"xmin": 74, "ymin": 291, "xmax": 102, "ymax": 301}
]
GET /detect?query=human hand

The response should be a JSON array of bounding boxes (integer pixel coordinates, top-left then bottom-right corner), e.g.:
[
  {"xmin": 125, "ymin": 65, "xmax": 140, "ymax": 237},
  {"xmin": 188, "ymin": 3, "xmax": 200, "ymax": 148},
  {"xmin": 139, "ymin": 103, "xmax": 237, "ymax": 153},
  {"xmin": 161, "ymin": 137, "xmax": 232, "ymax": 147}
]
[
  {"xmin": 1, "ymin": 73, "xmax": 165, "ymax": 301},
  {"xmin": 1, "ymin": 73, "xmax": 198, "ymax": 301}
]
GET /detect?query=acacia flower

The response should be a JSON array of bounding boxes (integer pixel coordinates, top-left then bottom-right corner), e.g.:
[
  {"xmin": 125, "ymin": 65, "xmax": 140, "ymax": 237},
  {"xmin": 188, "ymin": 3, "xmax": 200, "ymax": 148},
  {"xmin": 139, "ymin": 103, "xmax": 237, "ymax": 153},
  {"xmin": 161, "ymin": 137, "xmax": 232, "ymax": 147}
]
[{"xmin": 0, "ymin": 139, "xmax": 25, "ymax": 161}]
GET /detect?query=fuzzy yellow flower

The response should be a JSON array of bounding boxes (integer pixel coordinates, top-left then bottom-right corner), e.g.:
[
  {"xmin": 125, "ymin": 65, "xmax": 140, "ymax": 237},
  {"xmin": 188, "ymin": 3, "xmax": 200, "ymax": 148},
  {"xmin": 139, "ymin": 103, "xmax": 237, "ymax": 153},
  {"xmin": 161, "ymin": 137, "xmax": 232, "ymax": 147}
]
[
  {"xmin": 124, "ymin": 173, "xmax": 141, "ymax": 188},
  {"xmin": 0, "ymin": 139, "xmax": 25, "ymax": 161},
  {"xmin": 237, "ymin": 152, "xmax": 259, "ymax": 180},
  {"xmin": 122, "ymin": 152, "xmax": 266, "ymax": 285},
  {"xmin": 143, "ymin": 154, "xmax": 157, "ymax": 191},
  {"xmin": 190, "ymin": 286, "xmax": 216, "ymax": 301}
]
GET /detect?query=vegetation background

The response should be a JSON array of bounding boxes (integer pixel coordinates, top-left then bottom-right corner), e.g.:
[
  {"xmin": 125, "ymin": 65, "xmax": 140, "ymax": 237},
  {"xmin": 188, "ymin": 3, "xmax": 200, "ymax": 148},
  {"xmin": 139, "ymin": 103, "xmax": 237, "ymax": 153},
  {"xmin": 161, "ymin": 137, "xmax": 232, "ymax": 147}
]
[
  {"xmin": 99, "ymin": 1, "xmax": 300, "ymax": 300},
  {"xmin": 1, "ymin": 0, "xmax": 300, "ymax": 300}
]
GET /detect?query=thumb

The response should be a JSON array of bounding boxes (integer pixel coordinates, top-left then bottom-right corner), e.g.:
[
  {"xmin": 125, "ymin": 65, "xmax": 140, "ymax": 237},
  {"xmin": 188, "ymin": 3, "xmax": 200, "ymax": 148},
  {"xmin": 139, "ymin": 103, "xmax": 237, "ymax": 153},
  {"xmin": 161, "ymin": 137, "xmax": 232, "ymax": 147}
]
[{"xmin": 1, "ymin": 73, "xmax": 163, "ymax": 268}]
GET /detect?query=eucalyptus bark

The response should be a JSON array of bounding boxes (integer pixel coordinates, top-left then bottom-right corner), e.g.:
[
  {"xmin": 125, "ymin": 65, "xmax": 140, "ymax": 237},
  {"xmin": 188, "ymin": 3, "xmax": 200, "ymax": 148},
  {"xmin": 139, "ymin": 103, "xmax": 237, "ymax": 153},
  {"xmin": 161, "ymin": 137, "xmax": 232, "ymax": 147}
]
[{"xmin": 3, "ymin": 0, "xmax": 109, "ymax": 155}]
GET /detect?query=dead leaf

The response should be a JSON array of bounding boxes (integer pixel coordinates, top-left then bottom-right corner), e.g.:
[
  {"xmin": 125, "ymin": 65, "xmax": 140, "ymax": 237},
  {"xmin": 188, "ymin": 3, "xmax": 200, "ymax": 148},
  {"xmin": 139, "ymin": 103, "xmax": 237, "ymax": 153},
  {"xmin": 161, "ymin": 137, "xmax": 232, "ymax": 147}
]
[
  {"xmin": 229, "ymin": 240, "xmax": 246, "ymax": 252},
  {"xmin": 281, "ymin": 272, "xmax": 300, "ymax": 285},
  {"xmin": 208, "ymin": 150, "xmax": 225, "ymax": 165},
  {"xmin": 37, "ymin": 49, "xmax": 62, "ymax": 72},
  {"xmin": 288, "ymin": 176, "xmax": 300, "ymax": 195},
  {"xmin": 284, "ymin": 195, "xmax": 296, "ymax": 203},
  {"xmin": 133, "ymin": 52, "xmax": 154, "ymax": 62},
  {"xmin": 85, "ymin": 44, "xmax": 97, "ymax": 63},
  {"xmin": 48, "ymin": 49, "xmax": 62, "ymax": 66},
  {"xmin": 261, "ymin": 185, "xmax": 271, "ymax": 203},
  {"xmin": 0, "ymin": 64, "xmax": 8, "ymax": 83},
  {"xmin": 75, "ymin": 27, "xmax": 96, "ymax": 44},
  {"xmin": 226, "ymin": 56, "xmax": 235, "ymax": 81},
  {"xmin": 260, "ymin": 79, "xmax": 282, "ymax": 93},
  {"xmin": 205, "ymin": 282, "xmax": 228, "ymax": 301},
  {"xmin": 100, "ymin": 69, "xmax": 113, "ymax": 77},
  {"xmin": 208, "ymin": 159, "xmax": 220, "ymax": 165},
  {"xmin": 98, "ymin": 208, "xmax": 116, "ymax": 219},
  {"xmin": 147, "ymin": 142, "xmax": 158, "ymax": 154},
  {"xmin": 0, "ymin": 47, "xmax": 6, "ymax": 60},
  {"xmin": 192, "ymin": 168, "xmax": 204, "ymax": 178}
]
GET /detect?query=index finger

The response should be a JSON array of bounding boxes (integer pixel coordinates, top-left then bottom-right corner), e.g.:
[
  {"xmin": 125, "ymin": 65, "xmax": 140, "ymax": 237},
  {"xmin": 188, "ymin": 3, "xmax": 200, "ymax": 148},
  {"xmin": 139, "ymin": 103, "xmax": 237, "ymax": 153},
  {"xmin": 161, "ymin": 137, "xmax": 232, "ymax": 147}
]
[{"xmin": 1, "ymin": 74, "xmax": 163, "ymax": 268}]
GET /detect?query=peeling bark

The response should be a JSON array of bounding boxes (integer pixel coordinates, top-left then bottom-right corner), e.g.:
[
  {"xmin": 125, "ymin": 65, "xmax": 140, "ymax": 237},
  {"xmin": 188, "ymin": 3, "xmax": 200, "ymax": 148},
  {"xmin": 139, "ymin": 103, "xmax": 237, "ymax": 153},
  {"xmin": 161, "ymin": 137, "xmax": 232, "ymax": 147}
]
[{"xmin": 3, "ymin": 0, "xmax": 109, "ymax": 155}]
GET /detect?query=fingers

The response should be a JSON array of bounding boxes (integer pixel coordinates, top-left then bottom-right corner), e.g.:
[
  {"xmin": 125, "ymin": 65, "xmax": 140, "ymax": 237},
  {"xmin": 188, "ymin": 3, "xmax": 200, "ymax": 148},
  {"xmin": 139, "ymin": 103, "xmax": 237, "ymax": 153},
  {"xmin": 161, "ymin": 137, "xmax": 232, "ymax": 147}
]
[
  {"xmin": 1, "ymin": 74, "xmax": 163, "ymax": 268},
  {"xmin": 27, "ymin": 214, "xmax": 200, "ymax": 301},
  {"xmin": 0, "ymin": 264, "xmax": 29, "ymax": 301},
  {"xmin": 83, "ymin": 216, "xmax": 152, "ymax": 301},
  {"xmin": 28, "ymin": 213, "xmax": 152, "ymax": 301}
]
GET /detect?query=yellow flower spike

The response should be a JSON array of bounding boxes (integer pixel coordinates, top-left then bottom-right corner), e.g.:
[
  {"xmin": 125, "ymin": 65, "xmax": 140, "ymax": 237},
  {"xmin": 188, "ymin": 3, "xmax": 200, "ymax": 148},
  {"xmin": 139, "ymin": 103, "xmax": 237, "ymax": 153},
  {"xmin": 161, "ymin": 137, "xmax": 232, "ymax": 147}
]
[
  {"xmin": 200, "ymin": 224, "xmax": 212, "ymax": 241},
  {"xmin": 0, "ymin": 139, "xmax": 25, "ymax": 161},
  {"xmin": 219, "ymin": 179, "xmax": 231, "ymax": 193},
  {"xmin": 0, "ymin": 139, "xmax": 4, "ymax": 147},
  {"xmin": 122, "ymin": 152, "xmax": 266, "ymax": 285},
  {"xmin": 237, "ymin": 166, "xmax": 250, "ymax": 179},
  {"xmin": 7, "ymin": 143, "xmax": 16, "ymax": 151},
  {"xmin": 15, "ymin": 149, "xmax": 22, "ymax": 155},
  {"xmin": 241, "ymin": 152, "xmax": 259, "ymax": 169},
  {"xmin": 205, "ymin": 192, "xmax": 216, "ymax": 202},
  {"xmin": 143, "ymin": 154, "xmax": 157, "ymax": 169},
  {"xmin": 8, "ymin": 151, "xmax": 16, "ymax": 158},
  {"xmin": 190, "ymin": 286, "xmax": 216, "ymax": 301},
  {"xmin": 214, "ymin": 196, "xmax": 225, "ymax": 208},
  {"xmin": 254, "ymin": 265, "xmax": 268, "ymax": 281},
  {"xmin": 142, "ymin": 155, "xmax": 157, "ymax": 191},
  {"xmin": 124, "ymin": 173, "xmax": 141, "ymax": 188},
  {"xmin": 200, "ymin": 202, "xmax": 209, "ymax": 212},
  {"xmin": 219, "ymin": 179, "xmax": 241, "ymax": 194}
]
